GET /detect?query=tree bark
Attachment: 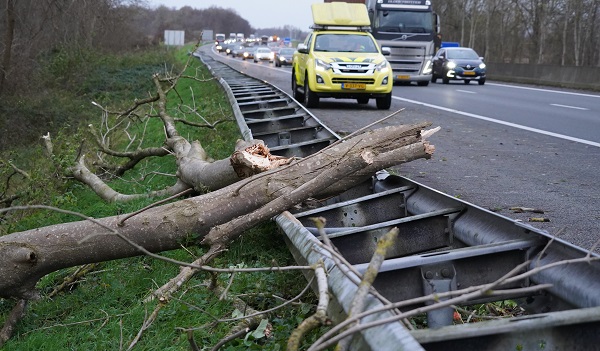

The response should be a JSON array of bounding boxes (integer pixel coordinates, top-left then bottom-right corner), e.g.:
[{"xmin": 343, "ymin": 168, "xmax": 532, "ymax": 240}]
[
  {"xmin": 0, "ymin": 0, "xmax": 15, "ymax": 96},
  {"xmin": 0, "ymin": 123, "xmax": 435, "ymax": 300}
]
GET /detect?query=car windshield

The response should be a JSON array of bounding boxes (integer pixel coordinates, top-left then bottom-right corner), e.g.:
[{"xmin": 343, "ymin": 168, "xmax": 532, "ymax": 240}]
[
  {"xmin": 447, "ymin": 49, "xmax": 479, "ymax": 60},
  {"xmin": 280, "ymin": 48, "xmax": 295, "ymax": 55},
  {"xmin": 314, "ymin": 34, "xmax": 378, "ymax": 53}
]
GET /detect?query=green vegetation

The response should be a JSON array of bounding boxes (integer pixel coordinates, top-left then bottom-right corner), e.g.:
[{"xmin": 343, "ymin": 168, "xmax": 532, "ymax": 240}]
[{"xmin": 0, "ymin": 45, "xmax": 322, "ymax": 350}]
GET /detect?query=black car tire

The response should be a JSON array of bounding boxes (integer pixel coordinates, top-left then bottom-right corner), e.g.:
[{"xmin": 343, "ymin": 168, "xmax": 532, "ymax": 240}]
[
  {"xmin": 478, "ymin": 79, "xmax": 486, "ymax": 85},
  {"xmin": 431, "ymin": 74, "xmax": 437, "ymax": 83},
  {"xmin": 304, "ymin": 74, "xmax": 319, "ymax": 108},
  {"xmin": 418, "ymin": 81, "xmax": 429, "ymax": 86},
  {"xmin": 292, "ymin": 70, "xmax": 305, "ymax": 101},
  {"xmin": 376, "ymin": 93, "xmax": 392, "ymax": 110},
  {"xmin": 442, "ymin": 77, "xmax": 450, "ymax": 84},
  {"xmin": 464, "ymin": 80, "xmax": 471, "ymax": 84},
  {"xmin": 357, "ymin": 97, "xmax": 369, "ymax": 104}
]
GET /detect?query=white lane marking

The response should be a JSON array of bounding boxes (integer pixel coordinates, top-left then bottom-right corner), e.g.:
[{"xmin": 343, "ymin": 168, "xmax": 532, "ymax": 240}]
[
  {"xmin": 392, "ymin": 96, "xmax": 600, "ymax": 148},
  {"xmin": 456, "ymin": 90, "xmax": 476, "ymax": 94},
  {"xmin": 550, "ymin": 103, "xmax": 589, "ymax": 111},
  {"xmin": 487, "ymin": 82, "xmax": 600, "ymax": 98}
]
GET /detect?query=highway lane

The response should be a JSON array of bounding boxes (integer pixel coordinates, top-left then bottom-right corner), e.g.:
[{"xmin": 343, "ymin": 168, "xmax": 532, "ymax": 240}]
[
  {"xmin": 397, "ymin": 82, "xmax": 600, "ymax": 145},
  {"xmin": 202, "ymin": 46, "xmax": 600, "ymax": 250}
]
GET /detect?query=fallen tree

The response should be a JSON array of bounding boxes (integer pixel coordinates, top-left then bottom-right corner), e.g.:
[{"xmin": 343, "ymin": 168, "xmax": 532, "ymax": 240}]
[{"xmin": 0, "ymin": 122, "xmax": 436, "ymax": 300}]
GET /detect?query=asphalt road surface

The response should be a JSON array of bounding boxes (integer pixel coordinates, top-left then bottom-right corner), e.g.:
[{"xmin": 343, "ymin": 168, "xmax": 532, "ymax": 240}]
[{"xmin": 202, "ymin": 45, "xmax": 600, "ymax": 251}]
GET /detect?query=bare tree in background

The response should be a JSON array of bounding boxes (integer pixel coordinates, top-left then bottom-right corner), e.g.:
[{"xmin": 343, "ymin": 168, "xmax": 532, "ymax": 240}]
[
  {"xmin": 433, "ymin": 0, "xmax": 600, "ymax": 66},
  {"xmin": 0, "ymin": 0, "xmax": 15, "ymax": 96}
]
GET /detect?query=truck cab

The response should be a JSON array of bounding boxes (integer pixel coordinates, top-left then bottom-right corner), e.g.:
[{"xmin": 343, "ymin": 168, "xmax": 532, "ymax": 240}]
[{"xmin": 292, "ymin": 2, "xmax": 393, "ymax": 109}]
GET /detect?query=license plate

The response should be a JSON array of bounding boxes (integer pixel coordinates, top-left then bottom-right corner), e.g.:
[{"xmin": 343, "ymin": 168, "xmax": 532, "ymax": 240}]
[
  {"xmin": 342, "ymin": 83, "xmax": 366, "ymax": 90},
  {"xmin": 463, "ymin": 71, "xmax": 476, "ymax": 76},
  {"xmin": 396, "ymin": 75, "xmax": 410, "ymax": 80}
]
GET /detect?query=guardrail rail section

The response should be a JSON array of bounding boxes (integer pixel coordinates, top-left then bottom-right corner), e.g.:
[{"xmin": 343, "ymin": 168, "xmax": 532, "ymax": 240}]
[{"xmin": 195, "ymin": 51, "xmax": 600, "ymax": 351}]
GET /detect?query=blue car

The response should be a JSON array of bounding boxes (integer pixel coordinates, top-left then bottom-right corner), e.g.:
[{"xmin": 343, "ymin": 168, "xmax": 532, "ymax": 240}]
[{"xmin": 431, "ymin": 47, "xmax": 486, "ymax": 85}]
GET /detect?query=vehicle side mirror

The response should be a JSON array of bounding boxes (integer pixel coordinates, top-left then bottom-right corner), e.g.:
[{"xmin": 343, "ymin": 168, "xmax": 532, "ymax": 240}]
[
  {"xmin": 381, "ymin": 46, "xmax": 391, "ymax": 56},
  {"xmin": 297, "ymin": 43, "xmax": 308, "ymax": 54},
  {"xmin": 480, "ymin": 57, "xmax": 484, "ymax": 61}
]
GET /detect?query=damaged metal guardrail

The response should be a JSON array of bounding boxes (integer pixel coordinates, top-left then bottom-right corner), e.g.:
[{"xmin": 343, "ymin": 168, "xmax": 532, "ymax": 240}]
[{"xmin": 196, "ymin": 51, "xmax": 600, "ymax": 350}]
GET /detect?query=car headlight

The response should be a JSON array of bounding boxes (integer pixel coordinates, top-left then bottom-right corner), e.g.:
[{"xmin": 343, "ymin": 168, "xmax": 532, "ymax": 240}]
[
  {"xmin": 315, "ymin": 58, "xmax": 331, "ymax": 71},
  {"xmin": 244, "ymin": 52, "xmax": 249, "ymax": 58},
  {"xmin": 374, "ymin": 60, "xmax": 389, "ymax": 73},
  {"xmin": 447, "ymin": 61, "xmax": 457, "ymax": 69},
  {"xmin": 479, "ymin": 63, "xmax": 486, "ymax": 69}
]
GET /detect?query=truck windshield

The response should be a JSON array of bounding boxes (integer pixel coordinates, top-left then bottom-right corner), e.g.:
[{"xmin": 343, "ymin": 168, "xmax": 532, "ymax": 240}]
[
  {"xmin": 375, "ymin": 10, "xmax": 433, "ymax": 34},
  {"xmin": 314, "ymin": 34, "xmax": 379, "ymax": 53}
]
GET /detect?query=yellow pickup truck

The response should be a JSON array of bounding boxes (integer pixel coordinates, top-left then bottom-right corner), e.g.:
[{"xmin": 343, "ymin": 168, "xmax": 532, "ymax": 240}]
[{"xmin": 292, "ymin": 2, "xmax": 393, "ymax": 109}]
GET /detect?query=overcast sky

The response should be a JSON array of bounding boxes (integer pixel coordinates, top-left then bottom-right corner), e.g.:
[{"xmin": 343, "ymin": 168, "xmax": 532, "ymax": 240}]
[{"xmin": 145, "ymin": 0, "xmax": 316, "ymax": 30}]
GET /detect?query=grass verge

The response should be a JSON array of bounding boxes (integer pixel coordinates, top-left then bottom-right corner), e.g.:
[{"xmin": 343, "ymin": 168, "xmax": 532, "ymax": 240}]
[{"xmin": 1, "ymin": 44, "xmax": 322, "ymax": 350}]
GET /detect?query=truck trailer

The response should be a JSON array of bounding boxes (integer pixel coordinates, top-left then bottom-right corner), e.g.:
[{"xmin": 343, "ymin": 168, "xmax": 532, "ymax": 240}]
[{"xmin": 327, "ymin": 0, "xmax": 439, "ymax": 86}]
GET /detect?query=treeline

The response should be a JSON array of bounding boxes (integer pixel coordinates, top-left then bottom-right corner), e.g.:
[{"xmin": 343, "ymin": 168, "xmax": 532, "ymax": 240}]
[
  {"xmin": 3, "ymin": 0, "xmax": 598, "ymax": 97},
  {"xmin": 436, "ymin": 0, "xmax": 600, "ymax": 66},
  {"xmin": 0, "ymin": 0, "xmax": 306, "ymax": 97}
]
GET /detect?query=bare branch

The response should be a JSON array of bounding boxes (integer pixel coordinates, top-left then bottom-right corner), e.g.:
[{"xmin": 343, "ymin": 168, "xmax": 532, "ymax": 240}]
[{"xmin": 287, "ymin": 262, "xmax": 329, "ymax": 351}]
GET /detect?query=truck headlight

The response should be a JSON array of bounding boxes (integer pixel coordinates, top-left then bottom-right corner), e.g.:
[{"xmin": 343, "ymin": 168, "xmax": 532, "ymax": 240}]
[
  {"xmin": 315, "ymin": 59, "xmax": 331, "ymax": 71},
  {"xmin": 374, "ymin": 60, "xmax": 389, "ymax": 73},
  {"xmin": 422, "ymin": 60, "xmax": 432, "ymax": 74}
]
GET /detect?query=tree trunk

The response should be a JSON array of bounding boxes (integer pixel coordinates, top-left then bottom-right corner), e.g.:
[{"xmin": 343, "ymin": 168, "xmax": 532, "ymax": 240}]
[
  {"xmin": 0, "ymin": 123, "xmax": 436, "ymax": 300},
  {"xmin": 0, "ymin": 0, "xmax": 15, "ymax": 96}
]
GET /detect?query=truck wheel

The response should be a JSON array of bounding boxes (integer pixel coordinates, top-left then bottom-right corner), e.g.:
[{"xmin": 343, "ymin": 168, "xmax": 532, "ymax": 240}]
[
  {"xmin": 376, "ymin": 93, "xmax": 392, "ymax": 110},
  {"xmin": 292, "ymin": 70, "xmax": 305, "ymax": 101},
  {"xmin": 357, "ymin": 97, "xmax": 369, "ymax": 104},
  {"xmin": 304, "ymin": 75, "xmax": 319, "ymax": 108}
]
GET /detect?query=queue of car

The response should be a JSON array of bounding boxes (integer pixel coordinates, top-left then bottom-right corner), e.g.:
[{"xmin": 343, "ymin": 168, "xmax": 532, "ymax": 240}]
[
  {"xmin": 215, "ymin": 39, "xmax": 487, "ymax": 87},
  {"xmin": 216, "ymin": 38, "xmax": 301, "ymax": 68}
]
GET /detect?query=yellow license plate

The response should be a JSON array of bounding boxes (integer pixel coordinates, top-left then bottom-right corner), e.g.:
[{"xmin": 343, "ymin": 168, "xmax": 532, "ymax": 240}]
[
  {"xmin": 396, "ymin": 75, "xmax": 410, "ymax": 80},
  {"xmin": 342, "ymin": 83, "xmax": 366, "ymax": 90},
  {"xmin": 463, "ymin": 71, "xmax": 476, "ymax": 76}
]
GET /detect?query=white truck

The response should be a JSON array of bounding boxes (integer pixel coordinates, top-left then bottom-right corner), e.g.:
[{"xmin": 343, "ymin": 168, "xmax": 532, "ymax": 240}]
[{"xmin": 366, "ymin": 0, "xmax": 440, "ymax": 86}]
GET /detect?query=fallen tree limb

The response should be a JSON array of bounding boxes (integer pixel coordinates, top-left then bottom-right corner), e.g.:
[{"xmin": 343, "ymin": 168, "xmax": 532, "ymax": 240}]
[{"xmin": 0, "ymin": 123, "xmax": 436, "ymax": 300}]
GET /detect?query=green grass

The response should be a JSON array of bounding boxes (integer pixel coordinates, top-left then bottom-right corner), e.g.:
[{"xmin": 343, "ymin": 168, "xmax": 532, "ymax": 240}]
[{"xmin": 0, "ymin": 44, "xmax": 323, "ymax": 350}]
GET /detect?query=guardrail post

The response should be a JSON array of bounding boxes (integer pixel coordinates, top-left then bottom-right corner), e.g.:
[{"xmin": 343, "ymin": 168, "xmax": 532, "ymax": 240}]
[{"xmin": 421, "ymin": 264, "xmax": 457, "ymax": 329}]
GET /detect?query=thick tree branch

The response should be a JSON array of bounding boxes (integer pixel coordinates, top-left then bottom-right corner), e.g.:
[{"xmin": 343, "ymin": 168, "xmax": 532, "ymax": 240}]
[{"xmin": 0, "ymin": 123, "xmax": 436, "ymax": 300}]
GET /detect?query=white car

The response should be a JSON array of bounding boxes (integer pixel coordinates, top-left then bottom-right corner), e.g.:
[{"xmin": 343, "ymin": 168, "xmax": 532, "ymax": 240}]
[{"xmin": 253, "ymin": 47, "xmax": 274, "ymax": 63}]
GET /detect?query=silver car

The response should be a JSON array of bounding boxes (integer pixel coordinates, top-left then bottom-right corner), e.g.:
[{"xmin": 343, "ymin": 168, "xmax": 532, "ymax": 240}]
[{"xmin": 253, "ymin": 47, "xmax": 274, "ymax": 63}]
